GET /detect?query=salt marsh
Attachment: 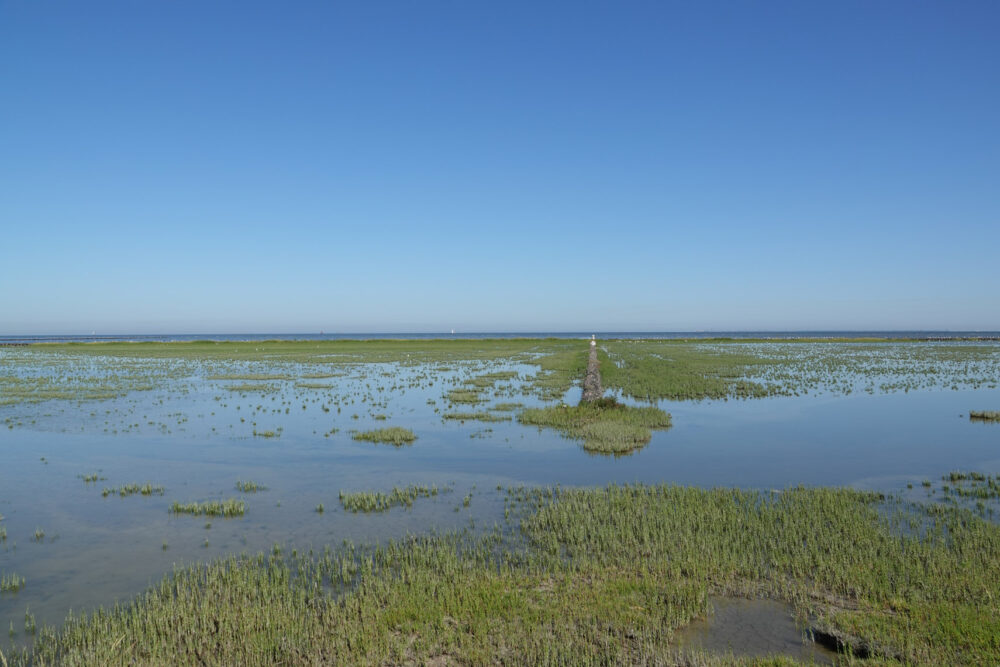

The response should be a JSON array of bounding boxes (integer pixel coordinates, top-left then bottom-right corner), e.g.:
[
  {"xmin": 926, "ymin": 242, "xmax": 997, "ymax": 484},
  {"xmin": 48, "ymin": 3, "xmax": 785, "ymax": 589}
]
[{"xmin": 2, "ymin": 338, "xmax": 1000, "ymax": 662}]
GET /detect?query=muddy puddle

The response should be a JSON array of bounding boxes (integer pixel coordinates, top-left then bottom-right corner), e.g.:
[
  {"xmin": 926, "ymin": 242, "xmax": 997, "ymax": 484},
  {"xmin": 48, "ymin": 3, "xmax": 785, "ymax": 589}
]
[{"xmin": 675, "ymin": 597, "xmax": 837, "ymax": 664}]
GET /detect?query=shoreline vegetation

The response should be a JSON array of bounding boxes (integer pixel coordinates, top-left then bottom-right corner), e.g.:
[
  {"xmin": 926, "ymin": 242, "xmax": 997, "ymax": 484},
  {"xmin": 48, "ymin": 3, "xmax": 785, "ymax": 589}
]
[{"xmin": 5, "ymin": 482, "xmax": 1000, "ymax": 664}]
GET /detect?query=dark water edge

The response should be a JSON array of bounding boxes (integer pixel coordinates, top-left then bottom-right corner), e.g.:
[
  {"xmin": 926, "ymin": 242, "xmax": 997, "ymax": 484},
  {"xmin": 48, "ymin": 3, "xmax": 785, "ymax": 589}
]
[{"xmin": 3, "ymin": 330, "xmax": 1000, "ymax": 344}]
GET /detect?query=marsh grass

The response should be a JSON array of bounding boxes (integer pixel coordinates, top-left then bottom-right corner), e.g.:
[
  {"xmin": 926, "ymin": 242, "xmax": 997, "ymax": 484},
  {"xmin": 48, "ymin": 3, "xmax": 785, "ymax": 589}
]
[
  {"xmin": 226, "ymin": 383, "xmax": 280, "ymax": 394},
  {"xmin": 0, "ymin": 573, "xmax": 25, "ymax": 594},
  {"xmin": 519, "ymin": 397, "xmax": 671, "ymax": 454},
  {"xmin": 208, "ymin": 373, "xmax": 293, "ymax": 381},
  {"xmin": 11, "ymin": 482, "xmax": 1000, "ymax": 665},
  {"xmin": 295, "ymin": 382, "xmax": 334, "ymax": 389},
  {"xmin": 969, "ymin": 410, "xmax": 1000, "ymax": 422},
  {"xmin": 169, "ymin": 499, "xmax": 245, "ymax": 518},
  {"xmin": 599, "ymin": 343, "xmax": 776, "ymax": 400},
  {"xmin": 235, "ymin": 480, "xmax": 266, "ymax": 493},
  {"xmin": 491, "ymin": 402, "xmax": 524, "ymax": 411},
  {"xmin": 445, "ymin": 388, "xmax": 483, "ymax": 404},
  {"xmin": 101, "ymin": 483, "xmax": 164, "ymax": 498},
  {"xmin": 339, "ymin": 485, "xmax": 441, "ymax": 513},
  {"xmin": 938, "ymin": 472, "xmax": 1000, "ymax": 501},
  {"xmin": 351, "ymin": 427, "xmax": 416, "ymax": 446},
  {"xmin": 441, "ymin": 411, "xmax": 511, "ymax": 423}
]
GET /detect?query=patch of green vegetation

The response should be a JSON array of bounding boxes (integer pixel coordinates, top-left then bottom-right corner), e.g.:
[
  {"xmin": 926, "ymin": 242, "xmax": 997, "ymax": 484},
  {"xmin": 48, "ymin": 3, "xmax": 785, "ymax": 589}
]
[
  {"xmin": 530, "ymin": 345, "xmax": 590, "ymax": 401},
  {"xmin": 207, "ymin": 373, "xmax": 293, "ymax": 381},
  {"xmin": 169, "ymin": 499, "xmax": 245, "ymax": 518},
  {"xmin": 0, "ymin": 374, "xmax": 154, "ymax": 406},
  {"xmin": 101, "ymin": 483, "xmax": 164, "ymax": 498},
  {"xmin": 339, "ymin": 485, "xmax": 441, "ymax": 513},
  {"xmin": 226, "ymin": 383, "xmax": 280, "ymax": 394},
  {"xmin": 519, "ymin": 398, "xmax": 671, "ymax": 454},
  {"xmin": 464, "ymin": 370, "xmax": 518, "ymax": 389},
  {"xmin": 294, "ymin": 382, "xmax": 334, "ymax": 389},
  {"xmin": 351, "ymin": 427, "xmax": 417, "ymax": 446},
  {"xmin": 599, "ymin": 342, "xmax": 777, "ymax": 401},
  {"xmin": 491, "ymin": 402, "xmax": 524, "ymax": 411},
  {"xmin": 441, "ymin": 411, "xmax": 511, "ymax": 423},
  {"xmin": 936, "ymin": 471, "xmax": 1000, "ymax": 501},
  {"xmin": 444, "ymin": 388, "xmax": 483, "ymax": 404},
  {"xmin": 970, "ymin": 410, "xmax": 1000, "ymax": 422},
  {"xmin": 11, "ymin": 483, "xmax": 1000, "ymax": 664},
  {"xmin": 0, "ymin": 572, "xmax": 25, "ymax": 594},
  {"xmin": 235, "ymin": 480, "xmax": 266, "ymax": 493},
  {"xmin": 28, "ymin": 338, "xmax": 572, "ymax": 365},
  {"xmin": 600, "ymin": 340, "xmax": 1000, "ymax": 401},
  {"xmin": 300, "ymin": 372, "xmax": 344, "ymax": 379}
]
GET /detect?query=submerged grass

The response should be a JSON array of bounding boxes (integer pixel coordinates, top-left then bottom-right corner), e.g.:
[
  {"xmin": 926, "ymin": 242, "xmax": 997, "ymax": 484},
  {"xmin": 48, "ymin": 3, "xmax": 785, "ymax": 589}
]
[
  {"xmin": 339, "ymin": 485, "xmax": 441, "ymax": 512},
  {"xmin": 9, "ymin": 482, "xmax": 1000, "ymax": 665},
  {"xmin": 101, "ymin": 483, "xmax": 164, "ymax": 498},
  {"xmin": 0, "ymin": 573, "xmax": 25, "ymax": 594},
  {"xmin": 235, "ymin": 480, "xmax": 266, "ymax": 493},
  {"xmin": 519, "ymin": 398, "xmax": 671, "ymax": 454},
  {"xmin": 169, "ymin": 499, "xmax": 245, "ymax": 518},
  {"xmin": 444, "ymin": 388, "xmax": 483, "ymax": 404},
  {"xmin": 351, "ymin": 427, "xmax": 417, "ymax": 446},
  {"xmin": 441, "ymin": 411, "xmax": 511, "ymax": 423}
]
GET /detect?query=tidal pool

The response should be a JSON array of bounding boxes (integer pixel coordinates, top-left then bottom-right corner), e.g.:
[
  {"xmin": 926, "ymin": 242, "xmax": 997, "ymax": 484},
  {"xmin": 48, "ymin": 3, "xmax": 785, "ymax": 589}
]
[
  {"xmin": 675, "ymin": 597, "xmax": 836, "ymax": 664},
  {"xmin": 2, "ymin": 340, "xmax": 999, "ymax": 652}
]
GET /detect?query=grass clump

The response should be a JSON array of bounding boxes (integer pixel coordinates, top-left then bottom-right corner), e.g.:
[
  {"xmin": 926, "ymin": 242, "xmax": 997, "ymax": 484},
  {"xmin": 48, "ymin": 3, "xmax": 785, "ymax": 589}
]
[
  {"xmin": 441, "ymin": 411, "xmax": 511, "ymax": 423},
  {"xmin": 339, "ymin": 485, "xmax": 440, "ymax": 513},
  {"xmin": 225, "ymin": 383, "xmax": 281, "ymax": 394},
  {"xmin": 169, "ymin": 499, "xmax": 245, "ymax": 518},
  {"xmin": 1, "ymin": 572, "xmax": 25, "ymax": 594},
  {"xmin": 235, "ymin": 479, "xmax": 266, "ymax": 493},
  {"xmin": 519, "ymin": 398, "xmax": 671, "ymax": 454},
  {"xmin": 102, "ymin": 483, "xmax": 164, "ymax": 498},
  {"xmin": 351, "ymin": 427, "xmax": 417, "ymax": 446},
  {"xmin": 295, "ymin": 382, "xmax": 334, "ymax": 389},
  {"xmin": 970, "ymin": 410, "xmax": 1000, "ymax": 422},
  {"xmin": 445, "ymin": 388, "xmax": 483, "ymax": 404},
  {"xmin": 492, "ymin": 402, "xmax": 524, "ymax": 411},
  {"xmin": 208, "ymin": 373, "xmax": 293, "ymax": 381}
]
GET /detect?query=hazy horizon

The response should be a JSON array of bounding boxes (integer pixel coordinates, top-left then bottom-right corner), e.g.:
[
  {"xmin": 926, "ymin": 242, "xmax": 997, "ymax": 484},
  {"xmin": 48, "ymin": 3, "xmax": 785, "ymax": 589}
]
[{"xmin": 5, "ymin": 327, "xmax": 1000, "ymax": 339}]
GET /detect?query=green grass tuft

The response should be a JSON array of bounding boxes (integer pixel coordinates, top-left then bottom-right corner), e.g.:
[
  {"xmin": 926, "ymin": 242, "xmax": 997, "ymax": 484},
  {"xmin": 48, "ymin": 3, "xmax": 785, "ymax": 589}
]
[
  {"xmin": 351, "ymin": 427, "xmax": 417, "ymax": 446},
  {"xmin": 519, "ymin": 398, "xmax": 671, "ymax": 454}
]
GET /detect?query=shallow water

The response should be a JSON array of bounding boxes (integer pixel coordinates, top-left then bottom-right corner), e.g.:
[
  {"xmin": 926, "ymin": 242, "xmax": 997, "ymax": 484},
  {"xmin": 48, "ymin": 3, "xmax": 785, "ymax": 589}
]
[
  {"xmin": 675, "ymin": 597, "xmax": 836, "ymax": 663},
  {"xmin": 2, "ymin": 345, "xmax": 1000, "ymax": 647}
]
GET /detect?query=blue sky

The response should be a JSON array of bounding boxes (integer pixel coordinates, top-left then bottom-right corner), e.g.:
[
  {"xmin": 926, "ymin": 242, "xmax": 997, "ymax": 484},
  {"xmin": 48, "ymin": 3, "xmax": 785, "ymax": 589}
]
[{"xmin": 2, "ymin": 1, "xmax": 998, "ymax": 334}]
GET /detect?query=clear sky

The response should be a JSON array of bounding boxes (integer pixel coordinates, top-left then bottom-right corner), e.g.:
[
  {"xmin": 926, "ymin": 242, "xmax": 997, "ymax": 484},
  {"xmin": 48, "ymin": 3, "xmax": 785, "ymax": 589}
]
[{"xmin": 2, "ymin": 1, "xmax": 998, "ymax": 334}]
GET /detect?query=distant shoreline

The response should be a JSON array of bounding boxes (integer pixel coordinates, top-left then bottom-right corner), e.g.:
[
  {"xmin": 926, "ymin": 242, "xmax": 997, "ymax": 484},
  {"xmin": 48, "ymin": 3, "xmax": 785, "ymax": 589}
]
[{"xmin": 3, "ymin": 331, "xmax": 1000, "ymax": 345}]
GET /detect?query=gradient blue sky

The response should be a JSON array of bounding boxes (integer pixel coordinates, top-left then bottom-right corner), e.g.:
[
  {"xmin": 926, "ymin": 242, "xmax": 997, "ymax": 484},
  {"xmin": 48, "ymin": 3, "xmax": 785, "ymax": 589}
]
[{"xmin": 2, "ymin": 1, "xmax": 998, "ymax": 334}]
